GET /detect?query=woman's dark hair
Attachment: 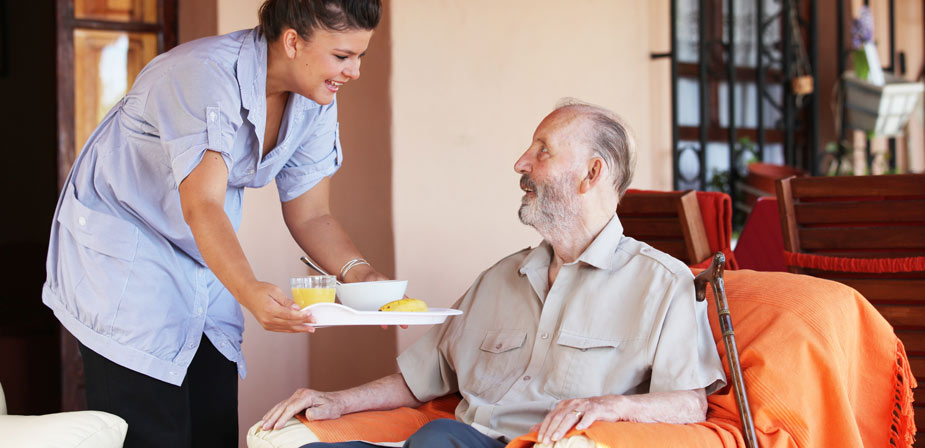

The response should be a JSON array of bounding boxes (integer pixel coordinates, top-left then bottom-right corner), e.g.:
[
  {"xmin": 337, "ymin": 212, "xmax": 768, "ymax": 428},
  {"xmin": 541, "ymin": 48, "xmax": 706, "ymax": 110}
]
[{"xmin": 258, "ymin": 0, "xmax": 381, "ymax": 42}]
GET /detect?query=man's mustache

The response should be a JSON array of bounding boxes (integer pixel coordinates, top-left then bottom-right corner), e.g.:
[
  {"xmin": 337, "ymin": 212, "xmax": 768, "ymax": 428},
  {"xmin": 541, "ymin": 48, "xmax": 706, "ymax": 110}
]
[{"xmin": 520, "ymin": 174, "xmax": 537, "ymax": 193}]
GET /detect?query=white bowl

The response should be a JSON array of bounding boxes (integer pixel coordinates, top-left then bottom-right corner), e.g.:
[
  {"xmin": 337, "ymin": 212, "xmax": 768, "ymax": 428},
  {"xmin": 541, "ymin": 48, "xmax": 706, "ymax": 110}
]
[{"xmin": 336, "ymin": 280, "xmax": 408, "ymax": 311}]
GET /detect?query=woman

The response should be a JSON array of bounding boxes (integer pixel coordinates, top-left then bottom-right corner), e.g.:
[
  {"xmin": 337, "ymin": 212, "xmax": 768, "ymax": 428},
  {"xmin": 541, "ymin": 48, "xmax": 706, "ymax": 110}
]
[{"xmin": 42, "ymin": 1, "xmax": 384, "ymax": 446}]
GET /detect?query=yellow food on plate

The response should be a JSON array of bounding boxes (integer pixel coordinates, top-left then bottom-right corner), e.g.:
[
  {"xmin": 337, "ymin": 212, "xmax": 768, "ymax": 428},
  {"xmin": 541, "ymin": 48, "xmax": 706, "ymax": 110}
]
[{"xmin": 379, "ymin": 298, "xmax": 429, "ymax": 312}]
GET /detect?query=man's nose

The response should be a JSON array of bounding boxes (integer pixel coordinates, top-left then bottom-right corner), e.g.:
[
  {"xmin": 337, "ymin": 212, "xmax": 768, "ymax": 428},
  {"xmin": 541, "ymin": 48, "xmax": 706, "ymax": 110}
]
[{"xmin": 514, "ymin": 152, "xmax": 531, "ymax": 174}]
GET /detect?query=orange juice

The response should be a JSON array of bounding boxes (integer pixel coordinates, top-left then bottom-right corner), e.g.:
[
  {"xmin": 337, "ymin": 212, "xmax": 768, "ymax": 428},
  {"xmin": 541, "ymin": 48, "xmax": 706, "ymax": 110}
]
[{"xmin": 292, "ymin": 287, "xmax": 336, "ymax": 308}]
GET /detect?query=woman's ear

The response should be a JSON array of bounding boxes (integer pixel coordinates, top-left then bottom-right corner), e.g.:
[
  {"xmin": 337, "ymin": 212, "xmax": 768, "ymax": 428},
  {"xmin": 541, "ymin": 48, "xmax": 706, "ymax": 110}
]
[
  {"xmin": 579, "ymin": 158, "xmax": 604, "ymax": 194},
  {"xmin": 282, "ymin": 28, "xmax": 299, "ymax": 59}
]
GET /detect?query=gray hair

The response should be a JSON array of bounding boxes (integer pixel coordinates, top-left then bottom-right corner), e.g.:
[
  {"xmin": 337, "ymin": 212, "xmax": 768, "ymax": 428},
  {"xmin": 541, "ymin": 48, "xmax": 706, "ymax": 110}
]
[{"xmin": 554, "ymin": 98, "xmax": 636, "ymax": 199}]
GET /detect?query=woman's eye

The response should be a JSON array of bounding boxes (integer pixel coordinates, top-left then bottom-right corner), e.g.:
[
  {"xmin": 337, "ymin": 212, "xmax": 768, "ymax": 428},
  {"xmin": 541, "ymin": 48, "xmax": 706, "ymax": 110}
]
[
  {"xmin": 540, "ymin": 147, "xmax": 549, "ymax": 153},
  {"xmin": 335, "ymin": 55, "xmax": 348, "ymax": 60}
]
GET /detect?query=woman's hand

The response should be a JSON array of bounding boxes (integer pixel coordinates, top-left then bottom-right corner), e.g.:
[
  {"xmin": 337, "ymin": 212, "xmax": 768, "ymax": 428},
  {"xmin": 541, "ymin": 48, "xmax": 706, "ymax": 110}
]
[
  {"xmin": 260, "ymin": 388, "xmax": 345, "ymax": 431},
  {"xmin": 237, "ymin": 281, "xmax": 315, "ymax": 333}
]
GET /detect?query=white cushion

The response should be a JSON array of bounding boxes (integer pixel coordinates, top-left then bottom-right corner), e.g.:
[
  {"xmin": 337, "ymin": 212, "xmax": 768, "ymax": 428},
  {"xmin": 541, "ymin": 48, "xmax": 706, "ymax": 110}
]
[
  {"xmin": 246, "ymin": 418, "xmax": 319, "ymax": 448},
  {"xmin": 0, "ymin": 411, "xmax": 127, "ymax": 448},
  {"xmin": 0, "ymin": 381, "xmax": 6, "ymax": 415},
  {"xmin": 534, "ymin": 435, "xmax": 599, "ymax": 448}
]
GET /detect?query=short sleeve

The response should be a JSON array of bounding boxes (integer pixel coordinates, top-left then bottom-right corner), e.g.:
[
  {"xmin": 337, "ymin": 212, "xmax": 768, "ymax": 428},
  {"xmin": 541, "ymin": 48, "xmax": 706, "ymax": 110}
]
[
  {"xmin": 275, "ymin": 99, "xmax": 343, "ymax": 202},
  {"xmin": 649, "ymin": 274, "xmax": 727, "ymax": 395},
  {"xmin": 396, "ymin": 301, "xmax": 460, "ymax": 402},
  {"xmin": 142, "ymin": 59, "xmax": 240, "ymax": 187}
]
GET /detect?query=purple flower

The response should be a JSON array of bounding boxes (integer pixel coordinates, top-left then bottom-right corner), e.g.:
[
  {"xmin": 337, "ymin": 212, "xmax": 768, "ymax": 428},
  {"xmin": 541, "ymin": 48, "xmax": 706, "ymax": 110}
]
[{"xmin": 850, "ymin": 6, "xmax": 874, "ymax": 49}]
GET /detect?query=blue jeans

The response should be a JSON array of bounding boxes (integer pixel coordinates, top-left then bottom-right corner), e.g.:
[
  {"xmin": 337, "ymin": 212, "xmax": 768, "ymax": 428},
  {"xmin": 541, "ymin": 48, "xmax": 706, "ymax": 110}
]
[{"xmin": 302, "ymin": 419, "xmax": 506, "ymax": 448}]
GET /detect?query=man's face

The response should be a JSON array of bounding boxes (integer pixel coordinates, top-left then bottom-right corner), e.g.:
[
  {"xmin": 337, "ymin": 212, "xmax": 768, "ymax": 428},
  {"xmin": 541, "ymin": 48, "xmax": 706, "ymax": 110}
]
[{"xmin": 514, "ymin": 109, "xmax": 589, "ymax": 229}]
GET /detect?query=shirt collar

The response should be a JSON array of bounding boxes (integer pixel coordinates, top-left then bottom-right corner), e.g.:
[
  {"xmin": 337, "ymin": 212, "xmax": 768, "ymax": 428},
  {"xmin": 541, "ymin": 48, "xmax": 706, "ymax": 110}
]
[
  {"xmin": 236, "ymin": 28, "xmax": 266, "ymax": 121},
  {"xmin": 517, "ymin": 213, "xmax": 624, "ymax": 275},
  {"xmin": 577, "ymin": 214, "xmax": 624, "ymax": 270}
]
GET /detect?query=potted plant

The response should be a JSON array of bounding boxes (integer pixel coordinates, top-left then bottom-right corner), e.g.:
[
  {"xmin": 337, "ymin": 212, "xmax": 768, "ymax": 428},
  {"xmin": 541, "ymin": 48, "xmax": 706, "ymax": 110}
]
[{"xmin": 842, "ymin": 6, "xmax": 924, "ymax": 137}]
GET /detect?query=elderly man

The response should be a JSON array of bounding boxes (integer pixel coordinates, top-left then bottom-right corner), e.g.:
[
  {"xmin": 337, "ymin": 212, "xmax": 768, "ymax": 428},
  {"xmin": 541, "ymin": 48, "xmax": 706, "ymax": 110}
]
[{"xmin": 260, "ymin": 101, "xmax": 726, "ymax": 447}]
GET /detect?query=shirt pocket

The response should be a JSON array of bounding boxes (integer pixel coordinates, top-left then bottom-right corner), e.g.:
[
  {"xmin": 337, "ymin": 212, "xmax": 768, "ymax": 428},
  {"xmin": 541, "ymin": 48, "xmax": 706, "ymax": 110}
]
[
  {"xmin": 546, "ymin": 331, "xmax": 645, "ymax": 399},
  {"xmin": 57, "ymin": 186, "xmax": 139, "ymax": 334},
  {"xmin": 58, "ymin": 186, "xmax": 138, "ymax": 261},
  {"xmin": 466, "ymin": 329, "xmax": 528, "ymax": 402}
]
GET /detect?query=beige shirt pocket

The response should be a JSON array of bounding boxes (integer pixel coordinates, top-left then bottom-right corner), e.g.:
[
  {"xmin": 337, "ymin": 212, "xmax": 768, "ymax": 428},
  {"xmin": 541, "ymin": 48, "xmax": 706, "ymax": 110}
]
[
  {"xmin": 464, "ymin": 329, "xmax": 528, "ymax": 403},
  {"xmin": 545, "ymin": 331, "xmax": 648, "ymax": 400}
]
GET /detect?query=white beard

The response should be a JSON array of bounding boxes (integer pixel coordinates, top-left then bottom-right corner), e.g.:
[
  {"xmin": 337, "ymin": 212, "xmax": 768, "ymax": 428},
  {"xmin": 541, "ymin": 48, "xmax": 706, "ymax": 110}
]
[{"xmin": 518, "ymin": 171, "xmax": 582, "ymax": 239}]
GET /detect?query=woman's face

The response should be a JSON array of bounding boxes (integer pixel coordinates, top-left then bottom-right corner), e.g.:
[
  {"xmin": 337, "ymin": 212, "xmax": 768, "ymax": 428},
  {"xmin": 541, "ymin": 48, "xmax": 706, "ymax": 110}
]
[{"xmin": 288, "ymin": 28, "xmax": 373, "ymax": 105}]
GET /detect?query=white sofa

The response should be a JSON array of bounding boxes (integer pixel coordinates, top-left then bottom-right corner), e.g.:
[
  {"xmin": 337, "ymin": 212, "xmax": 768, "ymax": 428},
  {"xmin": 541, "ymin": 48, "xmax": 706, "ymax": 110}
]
[{"xmin": 0, "ymin": 382, "xmax": 128, "ymax": 448}]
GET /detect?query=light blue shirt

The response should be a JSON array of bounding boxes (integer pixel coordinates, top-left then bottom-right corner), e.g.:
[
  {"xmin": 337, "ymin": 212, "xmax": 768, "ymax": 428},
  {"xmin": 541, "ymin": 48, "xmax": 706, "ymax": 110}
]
[{"xmin": 43, "ymin": 28, "xmax": 342, "ymax": 386}]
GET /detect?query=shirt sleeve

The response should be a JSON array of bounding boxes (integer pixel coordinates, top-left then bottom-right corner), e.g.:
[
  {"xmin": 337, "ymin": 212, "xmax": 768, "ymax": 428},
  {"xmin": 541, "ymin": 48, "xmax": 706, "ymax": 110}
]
[
  {"xmin": 275, "ymin": 99, "xmax": 343, "ymax": 202},
  {"xmin": 648, "ymin": 273, "xmax": 727, "ymax": 395},
  {"xmin": 396, "ymin": 297, "xmax": 463, "ymax": 403},
  {"xmin": 142, "ymin": 58, "xmax": 241, "ymax": 187}
]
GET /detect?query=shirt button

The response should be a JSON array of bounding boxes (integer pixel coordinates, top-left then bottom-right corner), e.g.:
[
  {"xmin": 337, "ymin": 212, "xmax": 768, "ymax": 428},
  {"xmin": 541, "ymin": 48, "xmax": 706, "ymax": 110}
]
[
  {"xmin": 495, "ymin": 343, "xmax": 503, "ymax": 350},
  {"xmin": 188, "ymin": 342, "xmax": 195, "ymax": 349},
  {"xmin": 247, "ymin": 169, "xmax": 255, "ymax": 175},
  {"xmin": 208, "ymin": 111, "xmax": 218, "ymax": 122},
  {"xmin": 78, "ymin": 216, "xmax": 87, "ymax": 226},
  {"xmin": 541, "ymin": 332, "xmax": 549, "ymax": 339},
  {"xmin": 195, "ymin": 307, "xmax": 203, "ymax": 316},
  {"xmin": 169, "ymin": 371, "xmax": 178, "ymax": 376},
  {"xmin": 523, "ymin": 375, "xmax": 531, "ymax": 381}
]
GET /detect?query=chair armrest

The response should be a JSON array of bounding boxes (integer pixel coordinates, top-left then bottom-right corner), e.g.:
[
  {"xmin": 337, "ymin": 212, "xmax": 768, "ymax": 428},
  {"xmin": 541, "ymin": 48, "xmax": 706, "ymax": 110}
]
[
  {"xmin": 0, "ymin": 381, "xmax": 6, "ymax": 415},
  {"xmin": 246, "ymin": 418, "xmax": 320, "ymax": 448},
  {"xmin": 0, "ymin": 411, "xmax": 127, "ymax": 447}
]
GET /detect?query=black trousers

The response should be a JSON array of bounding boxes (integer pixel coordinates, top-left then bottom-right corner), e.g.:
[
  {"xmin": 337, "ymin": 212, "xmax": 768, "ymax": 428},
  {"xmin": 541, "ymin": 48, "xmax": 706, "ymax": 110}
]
[{"xmin": 79, "ymin": 334, "xmax": 238, "ymax": 448}]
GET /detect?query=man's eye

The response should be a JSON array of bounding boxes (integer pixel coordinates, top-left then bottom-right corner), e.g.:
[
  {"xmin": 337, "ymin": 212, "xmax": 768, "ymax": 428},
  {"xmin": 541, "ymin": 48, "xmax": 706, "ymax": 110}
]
[
  {"xmin": 335, "ymin": 55, "xmax": 348, "ymax": 60},
  {"xmin": 540, "ymin": 147, "xmax": 549, "ymax": 153}
]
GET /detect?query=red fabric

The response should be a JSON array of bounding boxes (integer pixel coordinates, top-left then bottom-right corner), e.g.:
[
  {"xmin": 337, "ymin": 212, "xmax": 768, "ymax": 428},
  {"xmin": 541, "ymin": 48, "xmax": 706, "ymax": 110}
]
[
  {"xmin": 734, "ymin": 197, "xmax": 787, "ymax": 272},
  {"xmin": 691, "ymin": 191, "xmax": 739, "ymax": 270},
  {"xmin": 624, "ymin": 189, "xmax": 739, "ymax": 269},
  {"xmin": 784, "ymin": 251, "xmax": 925, "ymax": 273}
]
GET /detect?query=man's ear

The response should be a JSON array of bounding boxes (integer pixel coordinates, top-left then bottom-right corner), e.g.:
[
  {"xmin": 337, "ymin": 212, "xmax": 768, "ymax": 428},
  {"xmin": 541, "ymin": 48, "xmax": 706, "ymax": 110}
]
[
  {"xmin": 579, "ymin": 158, "xmax": 604, "ymax": 194},
  {"xmin": 281, "ymin": 28, "xmax": 300, "ymax": 59}
]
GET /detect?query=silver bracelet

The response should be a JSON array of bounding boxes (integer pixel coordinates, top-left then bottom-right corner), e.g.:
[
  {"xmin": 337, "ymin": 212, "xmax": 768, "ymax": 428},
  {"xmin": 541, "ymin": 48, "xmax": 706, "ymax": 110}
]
[{"xmin": 339, "ymin": 258, "xmax": 370, "ymax": 281}]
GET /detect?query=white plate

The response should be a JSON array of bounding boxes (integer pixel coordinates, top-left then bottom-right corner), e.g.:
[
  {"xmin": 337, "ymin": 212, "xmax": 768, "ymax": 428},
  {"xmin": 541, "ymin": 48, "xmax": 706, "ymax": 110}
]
[{"xmin": 304, "ymin": 302, "xmax": 463, "ymax": 327}]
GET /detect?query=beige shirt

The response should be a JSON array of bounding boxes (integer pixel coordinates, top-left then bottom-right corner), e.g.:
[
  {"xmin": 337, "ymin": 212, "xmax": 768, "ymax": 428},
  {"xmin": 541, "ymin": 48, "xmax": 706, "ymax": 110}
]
[{"xmin": 397, "ymin": 214, "xmax": 726, "ymax": 440}]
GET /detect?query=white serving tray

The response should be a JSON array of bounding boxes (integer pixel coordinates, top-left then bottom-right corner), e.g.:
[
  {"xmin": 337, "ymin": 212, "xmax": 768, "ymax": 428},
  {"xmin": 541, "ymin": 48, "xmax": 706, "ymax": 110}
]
[{"xmin": 304, "ymin": 302, "xmax": 462, "ymax": 327}]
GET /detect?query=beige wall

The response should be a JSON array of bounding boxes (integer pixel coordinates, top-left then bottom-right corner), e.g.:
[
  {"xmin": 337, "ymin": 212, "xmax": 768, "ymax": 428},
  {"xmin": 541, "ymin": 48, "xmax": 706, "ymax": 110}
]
[{"xmin": 389, "ymin": 0, "xmax": 670, "ymax": 350}]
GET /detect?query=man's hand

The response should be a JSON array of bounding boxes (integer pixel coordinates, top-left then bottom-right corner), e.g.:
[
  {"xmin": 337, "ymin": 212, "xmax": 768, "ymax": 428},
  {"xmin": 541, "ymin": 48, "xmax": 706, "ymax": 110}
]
[
  {"xmin": 238, "ymin": 281, "xmax": 315, "ymax": 333},
  {"xmin": 260, "ymin": 388, "xmax": 345, "ymax": 431},
  {"xmin": 534, "ymin": 396, "xmax": 617, "ymax": 444},
  {"xmin": 533, "ymin": 389, "xmax": 707, "ymax": 443}
]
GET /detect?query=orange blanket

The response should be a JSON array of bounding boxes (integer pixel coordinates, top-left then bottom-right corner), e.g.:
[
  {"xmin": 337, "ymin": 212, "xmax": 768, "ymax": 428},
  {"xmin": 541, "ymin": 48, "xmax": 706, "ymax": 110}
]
[
  {"xmin": 508, "ymin": 270, "xmax": 916, "ymax": 447},
  {"xmin": 299, "ymin": 270, "xmax": 915, "ymax": 447}
]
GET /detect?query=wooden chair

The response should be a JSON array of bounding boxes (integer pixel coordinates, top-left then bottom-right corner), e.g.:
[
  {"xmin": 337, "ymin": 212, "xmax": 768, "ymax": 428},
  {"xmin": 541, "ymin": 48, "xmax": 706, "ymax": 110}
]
[
  {"xmin": 776, "ymin": 173, "xmax": 925, "ymax": 442},
  {"xmin": 617, "ymin": 190, "xmax": 711, "ymax": 266}
]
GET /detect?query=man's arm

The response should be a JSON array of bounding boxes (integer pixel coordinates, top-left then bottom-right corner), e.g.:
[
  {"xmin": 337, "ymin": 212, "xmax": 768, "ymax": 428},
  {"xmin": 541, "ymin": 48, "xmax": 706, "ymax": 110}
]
[
  {"xmin": 260, "ymin": 373, "xmax": 423, "ymax": 431},
  {"xmin": 535, "ymin": 388, "xmax": 707, "ymax": 444}
]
